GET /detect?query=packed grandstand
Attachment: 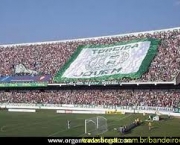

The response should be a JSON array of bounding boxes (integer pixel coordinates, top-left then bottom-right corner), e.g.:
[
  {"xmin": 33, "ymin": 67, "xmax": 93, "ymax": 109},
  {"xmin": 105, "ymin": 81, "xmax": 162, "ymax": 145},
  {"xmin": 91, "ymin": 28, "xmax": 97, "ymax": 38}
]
[
  {"xmin": 0, "ymin": 27, "xmax": 180, "ymax": 109},
  {"xmin": 0, "ymin": 90, "xmax": 179, "ymax": 108}
]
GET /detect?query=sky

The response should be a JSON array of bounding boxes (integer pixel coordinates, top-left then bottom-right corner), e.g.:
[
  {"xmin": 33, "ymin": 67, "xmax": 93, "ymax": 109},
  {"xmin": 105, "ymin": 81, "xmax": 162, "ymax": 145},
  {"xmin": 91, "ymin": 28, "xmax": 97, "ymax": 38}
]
[{"xmin": 0, "ymin": 0, "xmax": 180, "ymax": 45}]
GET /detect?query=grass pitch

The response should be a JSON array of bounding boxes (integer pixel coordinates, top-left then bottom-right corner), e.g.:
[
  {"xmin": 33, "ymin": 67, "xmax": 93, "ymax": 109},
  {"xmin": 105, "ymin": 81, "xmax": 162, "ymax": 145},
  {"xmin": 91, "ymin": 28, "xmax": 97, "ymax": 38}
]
[{"xmin": 0, "ymin": 110, "xmax": 179, "ymax": 137}]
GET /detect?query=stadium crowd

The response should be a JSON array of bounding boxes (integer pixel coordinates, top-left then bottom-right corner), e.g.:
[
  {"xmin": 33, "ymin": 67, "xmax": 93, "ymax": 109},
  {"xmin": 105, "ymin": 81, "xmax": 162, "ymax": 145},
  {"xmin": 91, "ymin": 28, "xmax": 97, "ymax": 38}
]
[
  {"xmin": 0, "ymin": 90, "xmax": 179, "ymax": 108},
  {"xmin": 0, "ymin": 29, "xmax": 180, "ymax": 110},
  {"xmin": 0, "ymin": 28, "xmax": 180, "ymax": 83}
]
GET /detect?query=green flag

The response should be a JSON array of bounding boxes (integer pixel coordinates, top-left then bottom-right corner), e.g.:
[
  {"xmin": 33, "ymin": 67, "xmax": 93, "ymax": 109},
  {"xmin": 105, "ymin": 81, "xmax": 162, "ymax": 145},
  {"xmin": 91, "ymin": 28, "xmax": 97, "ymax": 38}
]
[{"xmin": 54, "ymin": 38, "xmax": 160, "ymax": 82}]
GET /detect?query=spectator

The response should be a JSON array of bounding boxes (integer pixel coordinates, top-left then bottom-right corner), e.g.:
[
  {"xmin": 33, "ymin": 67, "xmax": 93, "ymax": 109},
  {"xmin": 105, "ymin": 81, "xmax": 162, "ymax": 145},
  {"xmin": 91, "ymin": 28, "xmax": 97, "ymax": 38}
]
[{"xmin": 0, "ymin": 89, "xmax": 179, "ymax": 108}]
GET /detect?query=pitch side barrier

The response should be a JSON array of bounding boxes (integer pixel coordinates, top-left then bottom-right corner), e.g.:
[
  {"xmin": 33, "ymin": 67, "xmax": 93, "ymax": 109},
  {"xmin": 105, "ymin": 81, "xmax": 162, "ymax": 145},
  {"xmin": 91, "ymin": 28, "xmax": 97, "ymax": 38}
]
[
  {"xmin": 0, "ymin": 103, "xmax": 180, "ymax": 117},
  {"xmin": 48, "ymin": 81, "xmax": 176, "ymax": 87}
]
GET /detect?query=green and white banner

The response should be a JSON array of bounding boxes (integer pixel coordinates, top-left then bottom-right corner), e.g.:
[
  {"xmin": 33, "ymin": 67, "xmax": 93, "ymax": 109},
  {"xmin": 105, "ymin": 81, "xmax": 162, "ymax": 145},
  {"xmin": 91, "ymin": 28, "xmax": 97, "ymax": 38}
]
[{"xmin": 54, "ymin": 38, "xmax": 160, "ymax": 82}]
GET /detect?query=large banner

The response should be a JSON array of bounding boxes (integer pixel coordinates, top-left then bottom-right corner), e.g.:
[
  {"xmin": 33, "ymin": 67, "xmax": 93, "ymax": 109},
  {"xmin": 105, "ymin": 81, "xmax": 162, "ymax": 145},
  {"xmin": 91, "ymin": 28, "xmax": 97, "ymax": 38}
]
[
  {"xmin": 54, "ymin": 38, "xmax": 160, "ymax": 82},
  {"xmin": 0, "ymin": 75, "xmax": 51, "ymax": 83},
  {"xmin": 0, "ymin": 75, "xmax": 50, "ymax": 87},
  {"xmin": 0, "ymin": 82, "xmax": 47, "ymax": 87}
]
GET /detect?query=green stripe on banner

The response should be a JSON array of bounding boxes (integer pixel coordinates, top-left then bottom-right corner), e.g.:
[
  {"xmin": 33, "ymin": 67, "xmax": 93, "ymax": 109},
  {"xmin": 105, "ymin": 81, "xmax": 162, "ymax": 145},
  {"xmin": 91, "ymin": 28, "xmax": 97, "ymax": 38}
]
[
  {"xmin": 53, "ymin": 38, "xmax": 161, "ymax": 82},
  {"xmin": 0, "ymin": 82, "xmax": 48, "ymax": 87}
]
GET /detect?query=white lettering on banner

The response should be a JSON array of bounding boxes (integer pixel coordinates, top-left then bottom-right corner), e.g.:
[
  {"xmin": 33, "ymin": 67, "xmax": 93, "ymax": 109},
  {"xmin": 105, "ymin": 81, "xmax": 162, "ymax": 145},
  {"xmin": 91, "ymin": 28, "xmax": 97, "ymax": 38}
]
[{"xmin": 62, "ymin": 41, "xmax": 151, "ymax": 78}]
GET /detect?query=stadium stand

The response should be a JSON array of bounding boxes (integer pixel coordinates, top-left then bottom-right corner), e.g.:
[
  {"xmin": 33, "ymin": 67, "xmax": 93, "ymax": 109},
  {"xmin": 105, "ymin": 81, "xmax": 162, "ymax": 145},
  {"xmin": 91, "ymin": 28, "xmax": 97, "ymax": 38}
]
[
  {"xmin": 0, "ymin": 89, "xmax": 179, "ymax": 108},
  {"xmin": 1, "ymin": 27, "xmax": 180, "ymax": 138},
  {"xmin": 0, "ymin": 27, "xmax": 180, "ymax": 110},
  {"xmin": 0, "ymin": 27, "xmax": 180, "ymax": 83}
]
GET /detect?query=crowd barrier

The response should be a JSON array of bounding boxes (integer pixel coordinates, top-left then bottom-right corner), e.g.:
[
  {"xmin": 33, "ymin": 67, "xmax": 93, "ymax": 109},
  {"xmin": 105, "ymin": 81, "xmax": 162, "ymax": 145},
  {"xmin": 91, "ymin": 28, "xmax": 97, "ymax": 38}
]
[
  {"xmin": 0, "ymin": 103, "xmax": 180, "ymax": 117},
  {"xmin": 56, "ymin": 110, "xmax": 105, "ymax": 114}
]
